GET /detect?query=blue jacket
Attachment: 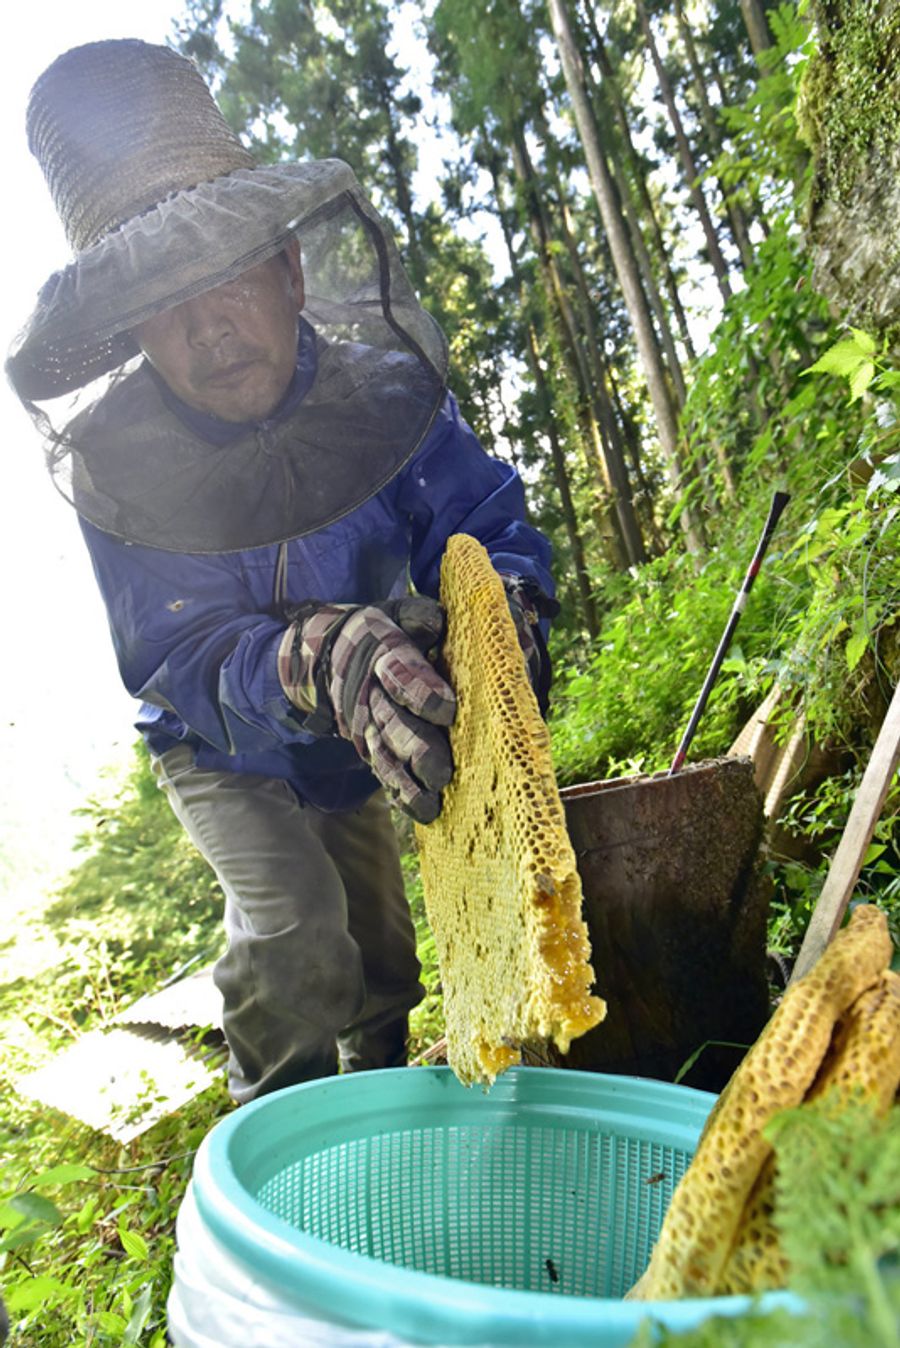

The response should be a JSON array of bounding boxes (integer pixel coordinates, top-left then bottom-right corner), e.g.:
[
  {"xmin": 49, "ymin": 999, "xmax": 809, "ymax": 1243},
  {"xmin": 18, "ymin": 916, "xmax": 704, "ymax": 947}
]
[{"xmin": 81, "ymin": 389, "xmax": 553, "ymax": 813}]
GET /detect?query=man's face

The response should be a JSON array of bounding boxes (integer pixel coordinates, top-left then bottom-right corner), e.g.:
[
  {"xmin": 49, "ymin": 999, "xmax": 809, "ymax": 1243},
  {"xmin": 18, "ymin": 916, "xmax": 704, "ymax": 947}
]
[{"xmin": 134, "ymin": 245, "xmax": 305, "ymax": 423}]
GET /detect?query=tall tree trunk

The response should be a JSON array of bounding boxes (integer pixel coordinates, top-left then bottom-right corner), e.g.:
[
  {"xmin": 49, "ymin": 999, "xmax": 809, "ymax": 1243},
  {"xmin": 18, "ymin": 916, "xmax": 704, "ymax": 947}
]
[
  {"xmin": 552, "ymin": 188, "xmax": 677, "ymax": 536},
  {"xmin": 536, "ymin": 104, "xmax": 687, "ymax": 409},
  {"xmin": 374, "ymin": 79, "xmax": 427, "ymax": 291},
  {"xmin": 509, "ymin": 159, "xmax": 626, "ymax": 566},
  {"xmin": 740, "ymin": 0, "xmax": 773, "ymax": 64},
  {"xmin": 605, "ymin": 357, "xmax": 668, "ymax": 553},
  {"xmin": 670, "ymin": 0, "xmax": 756, "ymax": 270},
  {"xmin": 582, "ymin": 9, "xmax": 697, "ymax": 360},
  {"xmin": 633, "ymin": 0, "xmax": 733, "ymax": 302},
  {"xmin": 559, "ymin": 187, "xmax": 684, "ymax": 425},
  {"xmin": 525, "ymin": 327, "xmax": 602, "ymax": 637},
  {"xmin": 510, "ymin": 124, "xmax": 646, "ymax": 568},
  {"xmin": 481, "ymin": 141, "xmax": 606, "ymax": 632},
  {"xmin": 547, "ymin": 0, "xmax": 704, "ymax": 554},
  {"xmin": 602, "ymin": 166, "xmax": 687, "ymax": 409}
]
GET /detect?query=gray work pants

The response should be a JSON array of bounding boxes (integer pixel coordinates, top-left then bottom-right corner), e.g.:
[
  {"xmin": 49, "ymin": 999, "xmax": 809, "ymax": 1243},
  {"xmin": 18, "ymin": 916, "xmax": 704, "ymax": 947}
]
[{"xmin": 152, "ymin": 745, "xmax": 423, "ymax": 1103}]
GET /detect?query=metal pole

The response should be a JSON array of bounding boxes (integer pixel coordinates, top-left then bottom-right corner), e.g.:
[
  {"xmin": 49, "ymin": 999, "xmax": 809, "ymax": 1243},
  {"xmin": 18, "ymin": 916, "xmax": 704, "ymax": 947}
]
[{"xmin": 669, "ymin": 491, "xmax": 790, "ymax": 775}]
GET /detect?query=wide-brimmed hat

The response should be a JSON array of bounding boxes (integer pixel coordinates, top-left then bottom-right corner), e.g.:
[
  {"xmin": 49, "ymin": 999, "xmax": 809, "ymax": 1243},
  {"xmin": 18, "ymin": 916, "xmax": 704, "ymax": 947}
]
[
  {"xmin": 7, "ymin": 39, "xmax": 445, "ymax": 403},
  {"xmin": 6, "ymin": 38, "xmax": 448, "ymax": 555}
]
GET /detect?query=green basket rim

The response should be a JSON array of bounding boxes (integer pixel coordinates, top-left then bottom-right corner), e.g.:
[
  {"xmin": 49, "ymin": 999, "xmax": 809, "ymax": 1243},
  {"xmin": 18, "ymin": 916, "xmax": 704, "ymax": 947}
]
[{"xmin": 190, "ymin": 1066, "xmax": 801, "ymax": 1345}]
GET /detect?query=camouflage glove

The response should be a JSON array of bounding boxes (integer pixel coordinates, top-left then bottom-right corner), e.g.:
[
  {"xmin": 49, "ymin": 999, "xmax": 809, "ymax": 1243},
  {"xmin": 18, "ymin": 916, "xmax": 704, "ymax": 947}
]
[
  {"xmin": 278, "ymin": 597, "xmax": 455, "ymax": 824},
  {"xmin": 498, "ymin": 574, "xmax": 559, "ymax": 715}
]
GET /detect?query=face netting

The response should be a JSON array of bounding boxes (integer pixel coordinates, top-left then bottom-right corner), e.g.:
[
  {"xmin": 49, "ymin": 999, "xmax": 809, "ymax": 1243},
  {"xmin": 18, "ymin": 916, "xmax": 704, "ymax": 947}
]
[{"xmin": 7, "ymin": 164, "xmax": 448, "ymax": 552}]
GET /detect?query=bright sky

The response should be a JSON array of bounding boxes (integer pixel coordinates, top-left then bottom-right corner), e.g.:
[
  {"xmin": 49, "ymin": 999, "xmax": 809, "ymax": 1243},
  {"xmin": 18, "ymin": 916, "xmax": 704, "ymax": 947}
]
[{"xmin": 0, "ymin": 2, "xmax": 188, "ymax": 905}]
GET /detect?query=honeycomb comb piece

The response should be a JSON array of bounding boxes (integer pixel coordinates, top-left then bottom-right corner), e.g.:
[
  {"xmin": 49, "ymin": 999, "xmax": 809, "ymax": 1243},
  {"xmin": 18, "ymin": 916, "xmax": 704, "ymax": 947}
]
[
  {"xmin": 718, "ymin": 967, "xmax": 900, "ymax": 1295},
  {"xmin": 415, "ymin": 534, "xmax": 605, "ymax": 1087},
  {"xmin": 630, "ymin": 903, "xmax": 892, "ymax": 1299},
  {"xmin": 813, "ymin": 968, "xmax": 900, "ymax": 1110}
]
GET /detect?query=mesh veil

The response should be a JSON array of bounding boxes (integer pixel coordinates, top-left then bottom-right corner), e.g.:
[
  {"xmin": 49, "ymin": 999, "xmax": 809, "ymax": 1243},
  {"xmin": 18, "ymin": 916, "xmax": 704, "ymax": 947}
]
[{"xmin": 6, "ymin": 162, "xmax": 449, "ymax": 553}]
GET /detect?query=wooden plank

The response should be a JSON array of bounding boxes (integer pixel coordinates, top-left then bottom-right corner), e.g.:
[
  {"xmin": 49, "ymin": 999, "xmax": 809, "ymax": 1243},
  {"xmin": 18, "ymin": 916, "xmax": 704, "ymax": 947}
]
[{"xmin": 791, "ymin": 678, "xmax": 900, "ymax": 982}]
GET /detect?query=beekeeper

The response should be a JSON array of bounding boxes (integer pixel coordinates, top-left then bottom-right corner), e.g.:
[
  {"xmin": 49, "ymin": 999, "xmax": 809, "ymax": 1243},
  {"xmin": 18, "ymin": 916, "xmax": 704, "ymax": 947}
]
[{"xmin": 8, "ymin": 39, "xmax": 557, "ymax": 1103}]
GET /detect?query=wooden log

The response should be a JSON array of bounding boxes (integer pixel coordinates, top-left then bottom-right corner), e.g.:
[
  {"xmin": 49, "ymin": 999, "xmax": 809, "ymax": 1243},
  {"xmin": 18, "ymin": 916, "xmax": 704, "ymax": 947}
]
[{"xmin": 559, "ymin": 756, "xmax": 771, "ymax": 1091}]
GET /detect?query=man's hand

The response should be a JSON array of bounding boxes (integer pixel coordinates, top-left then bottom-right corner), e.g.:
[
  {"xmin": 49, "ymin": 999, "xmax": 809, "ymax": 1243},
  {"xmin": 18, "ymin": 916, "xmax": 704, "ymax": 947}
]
[{"xmin": 278, "ymin": 597, "xmax": 455, "ymax": 824}]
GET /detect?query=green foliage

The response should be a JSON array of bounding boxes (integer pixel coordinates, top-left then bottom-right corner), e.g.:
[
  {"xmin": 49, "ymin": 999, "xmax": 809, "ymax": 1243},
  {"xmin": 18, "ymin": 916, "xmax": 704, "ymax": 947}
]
[
  {"xmin": 0, "ymin": 1082, "xmax": 231, "ymax": 1346},
  {"xmin": 0, "ymin": 738, "xmax": 225, "ymax": 1335},
  {"xmin": 769, "ymin": 1101, "xmax": 900, "ymax": 1336},
  {"xmin": 0, "ymin": 746, "xmax": 228, "ymax": 1344},
  {"xmin": 717, "ymin": 2, "xmax": 816, "ymax": 205},
  {"xmin": 0, "ymin": 774, "xmax": 439, "ymax": 1346},
  {"xmin": 548, "ymin": 0, "xmax": 900, "ymax": 962},
  {"xmin": 396, "ymin": 815, "xmax": 445, "ymax": 1057},
  {"xmin": 550, "ymin": 542, "xmax": 784, "ymax": 781},
  {"xmin": 550, "ymin": 339, "xmax": 900, "ymax": 948}
]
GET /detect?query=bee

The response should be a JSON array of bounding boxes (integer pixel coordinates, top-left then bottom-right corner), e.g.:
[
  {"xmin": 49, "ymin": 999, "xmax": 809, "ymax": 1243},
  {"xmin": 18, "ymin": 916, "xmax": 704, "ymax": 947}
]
[
  {"xmin": 645, "ymin": 1171, "xmax": 667, "ymax": 1186},
  {"xmin": 545, "ymin": 1257, "xmax": 560, "ymax": 1283}
]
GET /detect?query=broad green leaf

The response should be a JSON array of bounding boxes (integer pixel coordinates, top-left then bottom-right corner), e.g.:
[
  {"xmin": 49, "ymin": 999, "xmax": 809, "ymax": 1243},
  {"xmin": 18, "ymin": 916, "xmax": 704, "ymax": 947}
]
[
  {"xmin": 802, "ymin": 338, "xmax": 870, "ymax": 378},
  {"xmin": 31, "ymin": 1163, "xmax": 96, "ymax": 1188},
  {"xmin": 93, "ymin": 1309, "xmax": 128, "ymax": 1334},
  {"xmin": 7, "ymin": 1193, "xmax": 63, "ymax": 1226},
  {"xmin": 845, "ymin": 625, "xmax": 869, "ymax": 671},
  {"xmin": 815, "ymin": 506, "xmax": 850, "ymax": 534},
  {"xmin": 0, "ymin": 1228, "xmax": 44, "ymax": 1253},
  {"xmin": 848, "ymin": 327, "xmax": 877, "ymax": 356},
  {"xmin": 848, "ymin": 359, "xmax": 876, "ymax": 402},
  {"xmin": 124, "ymin": 1283, "xmax": 154, "ymax": 1345},
  {"xmin": 862, "ymin": 842, "xmax": 886, "ymax": 865},
  {"xmin": 6, "ymin": 1274, "xmax": 74, "ymax": 1312},
  {"xmin": 119, "ymin": 1227, "xmax": 150, "ymax": 1261},
  {"xmin": 74, "ymin": 1195, "xmax": 99, "ymax": 1233}
]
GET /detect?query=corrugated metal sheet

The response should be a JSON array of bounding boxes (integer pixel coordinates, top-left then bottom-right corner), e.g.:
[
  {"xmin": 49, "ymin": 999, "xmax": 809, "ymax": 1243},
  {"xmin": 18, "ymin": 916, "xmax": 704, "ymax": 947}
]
[
  {"xmin": 117, "ymin": 964, "xmax": 223, "ymax": 1032},
  {"xmin": 16, "ymin": 965, "xmax": 226, "ymax": 1141}
]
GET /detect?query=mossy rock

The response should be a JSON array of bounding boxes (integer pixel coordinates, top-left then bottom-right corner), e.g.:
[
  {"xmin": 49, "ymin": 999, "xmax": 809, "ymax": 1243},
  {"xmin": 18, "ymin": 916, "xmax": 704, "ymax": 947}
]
[{"xmin": 800, "ymin": 0, "xmax": 900, "ymax": 330}]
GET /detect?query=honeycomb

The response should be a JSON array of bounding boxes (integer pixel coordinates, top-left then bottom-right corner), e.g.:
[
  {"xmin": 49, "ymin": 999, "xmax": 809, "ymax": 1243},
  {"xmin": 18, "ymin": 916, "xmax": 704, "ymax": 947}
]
[
  {"xmin": 415, "ymin": 534, "xmax": 605, "ymax": 1087},
  {"xmin": 718, "ymin": 966, "xmax": 900, "ymax": 1295},
  {"xmin": 813, "ymin": 969, "xmax": 900, "ymax": 1111},
  {"xmin": 629, "ymin": 903, "xmax": 893, "ymax": 1299}
]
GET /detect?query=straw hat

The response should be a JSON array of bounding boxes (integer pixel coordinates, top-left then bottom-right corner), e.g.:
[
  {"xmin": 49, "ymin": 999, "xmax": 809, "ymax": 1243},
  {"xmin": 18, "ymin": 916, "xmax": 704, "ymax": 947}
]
[
  {"xmin": 7, "ymin": 39, "xmax": 415, "ymax": 402},
  {"xmin": 28, "ymin": 39, "xmax": 257, "ymax": 253}
]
